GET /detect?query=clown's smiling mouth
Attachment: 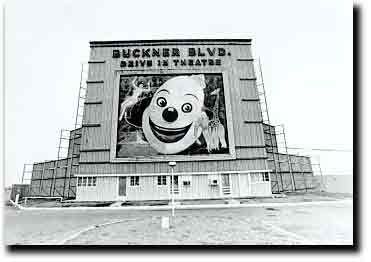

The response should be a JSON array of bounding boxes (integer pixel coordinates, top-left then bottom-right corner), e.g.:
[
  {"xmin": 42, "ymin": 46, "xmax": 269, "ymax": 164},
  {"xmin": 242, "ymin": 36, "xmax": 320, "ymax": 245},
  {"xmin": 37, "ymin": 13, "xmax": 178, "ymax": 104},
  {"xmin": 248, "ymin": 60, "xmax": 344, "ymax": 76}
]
[{"xmin": 149, "ymin": 118, "xmax": 192, "ymax": 143}]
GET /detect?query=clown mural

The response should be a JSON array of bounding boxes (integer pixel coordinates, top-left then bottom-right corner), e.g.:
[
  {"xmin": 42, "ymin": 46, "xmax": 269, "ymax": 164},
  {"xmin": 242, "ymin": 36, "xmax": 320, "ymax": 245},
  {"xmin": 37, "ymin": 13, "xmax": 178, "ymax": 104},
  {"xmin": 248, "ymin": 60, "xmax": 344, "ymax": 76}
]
[{"xmin": 116, "ymin": 74, "xmax": 229, "ymax": 157}]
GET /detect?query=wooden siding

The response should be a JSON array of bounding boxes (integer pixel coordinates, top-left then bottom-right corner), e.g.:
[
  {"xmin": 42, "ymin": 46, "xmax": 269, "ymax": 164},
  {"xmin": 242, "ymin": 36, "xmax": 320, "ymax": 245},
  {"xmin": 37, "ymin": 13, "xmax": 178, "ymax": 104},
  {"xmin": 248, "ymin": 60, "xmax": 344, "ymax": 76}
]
[
  {"xmin": 240, "ymin": 100, "xmax": 262, "ymax": 122},
  {"xmin": 10, "ymin": 184, "xmax": 30, "ymax": 201},
  {"xmin": 267, "ymin": 153, "xmax": 313, "ymax": 173},
  {"xmin": 76, "ymin": 177, "xmax": 117, "ymax": 201},
  {"xmin": 30, "ymin": 40, "xmax": 317, "ymax": 201},
  {"xmin": 67, "ymin": 128, "xmax": 82, "ymax": 158},
  {"xmin": 81, "ymin": 41, "xmax": 267, "ymax": 176},
  {"xmin": 76, "ymin": 173, "xmax": 271, "ymax": 201},
  {"xmin": 250, "ymin": 183, "xmax": 272, "ymax": 196},
  {"xmin": 239, "ymin": 80, "xmax": 259, "ymax": 100},
  {"xmin": 29, "ymin": 156, "xmax": 79, "ymax": 198},
  {"xmin": 270, "ymin": 172, "xmax": 320, "ymax": 192},
  {"xmin": 79, "ymin": 159, "xmax": 267, "ymax": 174},
  {"xmin": 82, "ymin": 104, "xmax": 102, "ymax": 127},
  {"xmin": 263, "ymin": 124, "xmax": 278, "ymax": 153},
  {"xmin": 80, "ymin": 151, "xmax": 110, "ymax": 162}
]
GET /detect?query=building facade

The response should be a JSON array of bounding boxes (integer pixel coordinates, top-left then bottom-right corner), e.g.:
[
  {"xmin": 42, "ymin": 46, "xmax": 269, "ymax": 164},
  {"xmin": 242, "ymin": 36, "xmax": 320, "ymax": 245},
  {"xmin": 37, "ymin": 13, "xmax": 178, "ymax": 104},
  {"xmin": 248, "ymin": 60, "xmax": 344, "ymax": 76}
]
[{"xmin": 27, "ymin": 39, "xmax": 317, "ymax": 202}]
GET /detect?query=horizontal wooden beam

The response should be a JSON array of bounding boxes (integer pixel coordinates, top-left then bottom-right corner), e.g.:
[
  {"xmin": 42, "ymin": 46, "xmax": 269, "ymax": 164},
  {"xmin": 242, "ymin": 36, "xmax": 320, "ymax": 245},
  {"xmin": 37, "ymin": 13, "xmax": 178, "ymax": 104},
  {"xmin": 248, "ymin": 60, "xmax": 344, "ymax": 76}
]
[
  {"xmin": 79, "ymin": 161, "xmax": 110, "ymax": 165},
  {"xmin": 243, "ymin": 120, "xmax": 263, "ymax": 124},
  {"xmin": 235, "ymin": 145, "xmax": 266, "ymax": 149},
  {"xmin": 88, "ymin": 60, "xmax": 106, "ymax": 64},
  {"xmin": 236, "ymin": 157, "xmax": 268, "ymax": 160},
  {"xmin": 90, "ymin": 39, "xmax": 252, "ymax": 47},
  {"xmin": 84, "ymin": 101, "xmax": 103, "ymax": 105},
  {"xmin": 86, "ymin": 80, "xmax": 104, "ymax": 84},
  {"xmin": 236, "ymin": 58, "xmax": 254, "ymax": 62},
  {"xmin": 81, "ymin": 123, "xmax": 101, "ymax": 128},
  {"xmin": 241, "ymin": 98, "xmax": 260, "ymax": 102},
  {"xmin": 80, "ymin": 148, "xmax": 110, "ymax": 153},
  {"xmin": 75, "ymin": 169, "xmax": 272, "ymax": 177},
  {"xmin": 240, "ymin": 78, "xmax": 257, "ymax": 81}
]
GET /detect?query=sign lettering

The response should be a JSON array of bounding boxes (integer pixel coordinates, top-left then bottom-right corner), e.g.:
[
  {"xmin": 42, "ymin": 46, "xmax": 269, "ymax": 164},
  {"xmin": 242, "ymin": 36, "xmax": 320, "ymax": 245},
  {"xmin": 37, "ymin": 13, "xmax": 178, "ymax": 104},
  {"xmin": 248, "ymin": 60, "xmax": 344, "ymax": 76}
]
[{"xmin": 112, "ymin": 47, "xmax": 231, "ymax": 68}]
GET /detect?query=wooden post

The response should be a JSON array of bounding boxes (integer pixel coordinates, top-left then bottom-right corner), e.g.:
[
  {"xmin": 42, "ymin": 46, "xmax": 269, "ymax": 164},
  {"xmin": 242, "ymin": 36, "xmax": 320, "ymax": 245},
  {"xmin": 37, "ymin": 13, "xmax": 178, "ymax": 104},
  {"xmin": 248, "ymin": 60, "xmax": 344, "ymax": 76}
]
[
  {"xmin": 21, "ymin": 164, "xmax": 26, "ymax": 184},
  {"xmin": 219, "ymin": 173, "xmax": 223, "ymax": 197},
  {"xmin": 247, "ymin": 173, "xmax": 252, "ymax": 195},
  {"xmin": 168, "ymin": 162, "xmax": 176, "ymax": 217},
  {"xmin": 238, "ymin": 173, "xmax": 241, "ymax": 197},
  {"xmin": 15, "ymin": 194, "xmax": 20, "ymax": 204}
]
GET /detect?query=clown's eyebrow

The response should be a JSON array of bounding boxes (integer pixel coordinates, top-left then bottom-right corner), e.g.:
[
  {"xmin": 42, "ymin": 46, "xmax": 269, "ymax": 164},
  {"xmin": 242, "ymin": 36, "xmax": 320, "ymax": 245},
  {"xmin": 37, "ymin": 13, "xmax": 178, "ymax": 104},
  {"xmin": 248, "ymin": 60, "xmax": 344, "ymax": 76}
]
[
  {"xmin": 157, "ymin": 89, "xmax": 170, "ymax": 95},
  {"xmin": 184, "ymin": 93, "xmax": 199, "ymax": 100}
]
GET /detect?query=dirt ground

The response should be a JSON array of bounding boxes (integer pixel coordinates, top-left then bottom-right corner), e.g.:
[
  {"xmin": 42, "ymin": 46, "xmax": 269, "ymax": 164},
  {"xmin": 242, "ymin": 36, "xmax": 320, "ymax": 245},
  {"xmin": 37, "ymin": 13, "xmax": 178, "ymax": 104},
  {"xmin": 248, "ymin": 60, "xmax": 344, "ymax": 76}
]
[{"xmin": 3, "ymin": 192, "xmax": 353, "ymax": 245}]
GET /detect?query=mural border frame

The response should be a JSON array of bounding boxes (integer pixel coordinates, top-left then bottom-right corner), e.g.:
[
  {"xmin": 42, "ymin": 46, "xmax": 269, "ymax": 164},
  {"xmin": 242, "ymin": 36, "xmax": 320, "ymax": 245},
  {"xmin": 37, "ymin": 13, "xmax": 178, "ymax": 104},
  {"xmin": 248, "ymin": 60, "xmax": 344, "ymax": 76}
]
[{"xmin": 110, "ymin": 67, "xmax": 236, "ymax": 163}]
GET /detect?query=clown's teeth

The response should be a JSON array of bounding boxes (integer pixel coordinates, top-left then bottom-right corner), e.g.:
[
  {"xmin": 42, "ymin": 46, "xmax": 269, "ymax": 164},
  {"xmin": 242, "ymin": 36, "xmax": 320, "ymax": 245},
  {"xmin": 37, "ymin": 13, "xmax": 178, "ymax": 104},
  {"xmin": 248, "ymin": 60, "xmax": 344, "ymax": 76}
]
[{"xmin": 149, "ymin": 118, "xmax": 192, "ymax": 143}]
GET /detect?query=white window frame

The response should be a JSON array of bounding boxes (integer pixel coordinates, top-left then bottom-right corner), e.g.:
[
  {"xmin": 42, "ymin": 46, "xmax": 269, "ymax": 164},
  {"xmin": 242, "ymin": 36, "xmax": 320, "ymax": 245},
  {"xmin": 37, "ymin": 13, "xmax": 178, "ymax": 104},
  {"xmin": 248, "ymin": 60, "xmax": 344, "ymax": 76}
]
[
  {"xmin": 92, "ymin": 177, "xmax": 97, "ymax": 186},
  {"xmin": 130, "ymin": 176, "xmax": 140, "ymax": 186},
  {"xmin": 77, "ymin": 177, "xmax": 82, "ymax": 187},
  {"xmin": 182, "ymin": 175, "xmax": 192, "ymax": 186},
  {"xmin": 87, "ymin": 177, "xmax": 92, "ymax": 186},
  {"xmin": 82, "ymin": 177, "xmax": 87, "ymax": 186},
  {"xmin": 157, "ymin": 175, "xmax": 167, "ymax": 186}
]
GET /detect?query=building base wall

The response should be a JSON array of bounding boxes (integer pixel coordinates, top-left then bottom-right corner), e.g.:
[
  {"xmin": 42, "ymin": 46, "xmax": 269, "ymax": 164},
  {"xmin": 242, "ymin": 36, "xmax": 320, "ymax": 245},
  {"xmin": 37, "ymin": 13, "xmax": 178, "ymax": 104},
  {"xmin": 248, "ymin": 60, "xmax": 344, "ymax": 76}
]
[{"xmin": 76, "ymin": 173, "xmax": 272, "ymax": 202}]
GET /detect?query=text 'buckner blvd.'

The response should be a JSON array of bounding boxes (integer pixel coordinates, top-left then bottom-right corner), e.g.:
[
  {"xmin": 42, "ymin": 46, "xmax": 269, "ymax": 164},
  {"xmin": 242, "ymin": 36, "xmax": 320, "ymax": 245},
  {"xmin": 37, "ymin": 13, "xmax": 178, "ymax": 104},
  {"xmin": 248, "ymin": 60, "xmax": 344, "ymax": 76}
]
[{"xmin": 112, "ymin": 47, "xmax": 232, "ymax": 68}]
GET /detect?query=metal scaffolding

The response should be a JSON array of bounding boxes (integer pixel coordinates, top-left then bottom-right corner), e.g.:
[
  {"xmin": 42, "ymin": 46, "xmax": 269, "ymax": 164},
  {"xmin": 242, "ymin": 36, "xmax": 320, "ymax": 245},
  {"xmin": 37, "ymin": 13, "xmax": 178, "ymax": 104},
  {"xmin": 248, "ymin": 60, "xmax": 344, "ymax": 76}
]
[
  {"xmin": 254, "ymin": 58, "xmax": 281, "ymax": 192},
  {"xmin": 21, "ymin": 163, "xmax": 33, "ymax": 184},
  {"xmin": 254, "ymin": 58, "xmax": 322, "ymax": 193},
  {"xmin": 65, "ymin": 63, "xmax": 88, "ymax": 198},
  {"xmin": 24, "ymin": 63, "xmax": 88, "ymax": 200}
]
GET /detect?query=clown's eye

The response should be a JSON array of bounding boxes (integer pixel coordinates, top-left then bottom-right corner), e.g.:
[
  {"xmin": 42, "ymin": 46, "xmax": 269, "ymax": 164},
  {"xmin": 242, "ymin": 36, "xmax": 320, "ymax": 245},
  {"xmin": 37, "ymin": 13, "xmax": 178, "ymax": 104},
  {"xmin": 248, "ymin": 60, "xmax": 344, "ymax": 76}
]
[
  {"xmin": 181, "ymin": 103, "xmax": 193, "ymax": 113},
  {"xmin": 156, "ymin": 97, "xmax": 167, "ymax": 107}
]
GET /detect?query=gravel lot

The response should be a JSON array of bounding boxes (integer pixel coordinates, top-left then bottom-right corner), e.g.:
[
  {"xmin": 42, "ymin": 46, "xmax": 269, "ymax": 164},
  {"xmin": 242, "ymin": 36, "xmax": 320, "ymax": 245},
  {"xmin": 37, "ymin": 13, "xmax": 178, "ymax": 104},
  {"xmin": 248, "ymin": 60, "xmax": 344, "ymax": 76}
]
[{"xmin": 4, "ymin": 194, "xmax": 353, "ymax": 245}]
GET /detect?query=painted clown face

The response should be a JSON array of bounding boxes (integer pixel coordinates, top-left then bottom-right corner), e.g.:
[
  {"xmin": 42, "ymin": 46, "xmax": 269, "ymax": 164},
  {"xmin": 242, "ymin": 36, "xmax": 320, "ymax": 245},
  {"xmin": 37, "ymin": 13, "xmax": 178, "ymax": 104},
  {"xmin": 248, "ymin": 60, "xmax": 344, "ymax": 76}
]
[{"xmin": 142, "ymin": 75, "xmax": 206, "ymax": 154}]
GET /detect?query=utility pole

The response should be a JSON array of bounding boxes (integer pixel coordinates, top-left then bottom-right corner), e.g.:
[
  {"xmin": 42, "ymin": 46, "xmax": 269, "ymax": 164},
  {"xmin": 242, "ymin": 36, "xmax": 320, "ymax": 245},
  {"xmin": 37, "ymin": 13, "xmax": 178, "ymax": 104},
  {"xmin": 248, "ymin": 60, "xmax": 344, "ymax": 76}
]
[{"xmin": 169, "ymin": 161, "xmax": 176, "ymax": 217}]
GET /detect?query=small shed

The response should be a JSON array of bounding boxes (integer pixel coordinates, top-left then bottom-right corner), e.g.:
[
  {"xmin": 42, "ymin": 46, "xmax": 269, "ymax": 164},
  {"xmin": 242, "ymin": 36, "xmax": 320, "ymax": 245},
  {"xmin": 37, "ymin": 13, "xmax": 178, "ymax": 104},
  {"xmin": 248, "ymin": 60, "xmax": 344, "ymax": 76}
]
[{"xmin": 10, "ymin": 184, "xmax": 30, "ymax": 201}]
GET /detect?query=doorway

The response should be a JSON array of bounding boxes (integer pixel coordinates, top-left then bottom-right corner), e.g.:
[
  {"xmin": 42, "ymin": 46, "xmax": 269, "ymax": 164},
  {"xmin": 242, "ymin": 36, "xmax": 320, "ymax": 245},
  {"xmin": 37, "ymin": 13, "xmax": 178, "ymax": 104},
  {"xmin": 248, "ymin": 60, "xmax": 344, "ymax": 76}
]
[
  {"xmin": 170, "ymin": 175, "xmax": 179, "ymax": 195},
  {"xmin": 118, "ymin": 177, "xmax": 127, "ymax": 200},
  {"xmin": 221, "ymin": 174, "xmax": 231, "ymax": 195}
]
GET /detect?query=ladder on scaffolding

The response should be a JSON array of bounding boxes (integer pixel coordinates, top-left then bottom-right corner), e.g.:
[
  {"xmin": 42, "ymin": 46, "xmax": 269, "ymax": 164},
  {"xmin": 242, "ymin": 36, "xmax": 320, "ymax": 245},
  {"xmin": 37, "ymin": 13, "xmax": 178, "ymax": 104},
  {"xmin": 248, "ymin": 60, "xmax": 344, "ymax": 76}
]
[
  {"xmin": 21, "ymin": 163, "xmax": 33, "ymax": 184},
  {"xmin": 274, "ymin": 124, "xmax": 295, "ymax": 192},
  {"xmin": 310, "ymin": 157, "xmax": 324, "ymax": 192},
  {"xmin": 64, "ymin": 63, "xmax": 88, "ymax": 199},
  {"xmin": 50, "ymin": 129, "xmax": 70, "ymax": 197},
  {"xmin": 254, "ymin": 58, "xmax": 281, "ymax": 193}
]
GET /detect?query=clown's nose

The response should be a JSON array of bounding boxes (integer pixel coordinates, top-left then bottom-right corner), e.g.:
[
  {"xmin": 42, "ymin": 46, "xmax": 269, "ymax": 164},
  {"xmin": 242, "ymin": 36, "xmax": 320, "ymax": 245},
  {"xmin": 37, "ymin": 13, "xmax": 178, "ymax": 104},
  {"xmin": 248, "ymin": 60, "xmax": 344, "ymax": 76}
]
[{"xmin": 162, "ymin": 107, "xmax": 178, "ymax": 122}]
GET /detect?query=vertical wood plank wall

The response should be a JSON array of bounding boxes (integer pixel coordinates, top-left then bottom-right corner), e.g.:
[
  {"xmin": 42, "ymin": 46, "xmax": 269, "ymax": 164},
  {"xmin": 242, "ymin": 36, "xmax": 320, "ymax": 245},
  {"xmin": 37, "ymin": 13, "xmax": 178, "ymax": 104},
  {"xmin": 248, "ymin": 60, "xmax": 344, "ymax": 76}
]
[
  {"xmin": 76, "ymin": 173, "xmax": 272, "ymax": 201},
  {"xmin": 79, "ymin": 40, "xmax": 267, "ymax": 176},
  {"xmin": 27, "ymin": 40, "xmax": 317, "ymax": 201}
]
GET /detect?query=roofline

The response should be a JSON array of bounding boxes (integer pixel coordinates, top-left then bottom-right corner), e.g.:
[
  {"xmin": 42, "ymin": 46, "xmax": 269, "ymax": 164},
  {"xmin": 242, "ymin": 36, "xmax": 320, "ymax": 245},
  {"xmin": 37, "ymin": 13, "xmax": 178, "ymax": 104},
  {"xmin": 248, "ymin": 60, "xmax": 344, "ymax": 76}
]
[{"xmin": 90, "ymin": 38, "xmax": 252, "ymax": 48}]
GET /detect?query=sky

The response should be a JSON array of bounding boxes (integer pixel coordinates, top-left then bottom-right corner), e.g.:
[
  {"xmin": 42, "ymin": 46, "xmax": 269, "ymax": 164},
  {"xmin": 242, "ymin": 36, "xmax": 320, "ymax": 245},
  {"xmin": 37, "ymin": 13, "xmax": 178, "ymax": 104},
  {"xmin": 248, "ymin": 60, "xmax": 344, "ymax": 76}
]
[{"xmin": 3, "ymin": 0, "xmax": 352, "ymax": 186}]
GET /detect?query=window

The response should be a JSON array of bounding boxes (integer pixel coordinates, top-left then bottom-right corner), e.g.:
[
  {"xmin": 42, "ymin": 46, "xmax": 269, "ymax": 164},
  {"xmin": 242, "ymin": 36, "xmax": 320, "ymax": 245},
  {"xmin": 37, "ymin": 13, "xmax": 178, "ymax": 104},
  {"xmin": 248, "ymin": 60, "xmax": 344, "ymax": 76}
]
[
  {"xmin": 92, "ymin": 177, "xmax": 97, "ymax": 186},
  {"xmin": 250, "ymin": 173, "xmax": 269, "ymax": 182},
  {"xmin": 182, "ymin": 175, "xmax": 192, "ymax": 186},
  {"xmin": 208, "ymin": 174, "xmax": 219, "ymax": 186},
  {"xmin": 78, "ymin": 176, "xmax": 97, "ymax": 187},
  {"xmin": 82, "ymin": 177, "xmax": 87, "ymax": 186},
  {"xmin": 157, "ymin": 175, "xmax": 167, "ymax": 185},
  {"xmin": 221, "ymin": 174, "xmax": 230, "ymax": 187},
  {"xmin": 130, "ymin": 176, "xmax": 139, "ymax": 186},
  {"xmin": 170, "ymin": 175, "xmax": 178, "ymax": 185}
]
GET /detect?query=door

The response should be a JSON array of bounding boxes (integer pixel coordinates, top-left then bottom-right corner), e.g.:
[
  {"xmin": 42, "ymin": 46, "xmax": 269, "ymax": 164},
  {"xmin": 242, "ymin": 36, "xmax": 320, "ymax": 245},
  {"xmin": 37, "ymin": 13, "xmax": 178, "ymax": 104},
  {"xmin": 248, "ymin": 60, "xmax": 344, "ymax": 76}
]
[
  {"xmin": 118, "ymin": 177, "xmax": 127, "ymax": 199},
  {"xmin": 221, "ymin": 174, "xmax": 231, "ymax": 195},
  {"xmin": 170, "ymin": 175, "xmax": 179, "ymax": 195}
]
